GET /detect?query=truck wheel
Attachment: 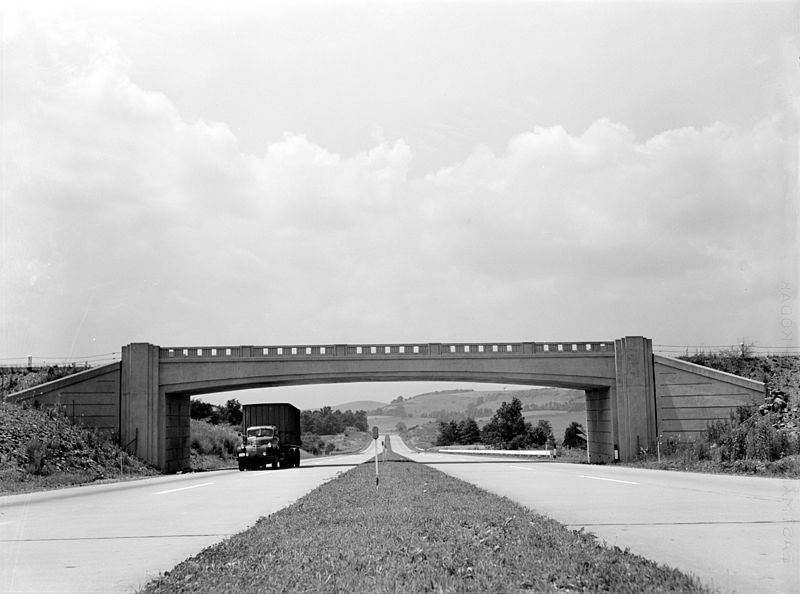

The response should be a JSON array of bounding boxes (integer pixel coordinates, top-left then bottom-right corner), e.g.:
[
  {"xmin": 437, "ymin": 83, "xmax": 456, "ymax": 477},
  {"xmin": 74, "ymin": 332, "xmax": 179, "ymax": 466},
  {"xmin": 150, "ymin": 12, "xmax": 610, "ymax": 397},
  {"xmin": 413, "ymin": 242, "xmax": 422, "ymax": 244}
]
[
  {"xmin": 238, "ymin": 462, "xmax": 246, "ymax": 471},
  {"xmin": 272, "ymin": 460, "xmax": 278, "ymax": 470},
  {"xmin": 294, "ymin": 450, "xmax": 301, "ymax": 468}
]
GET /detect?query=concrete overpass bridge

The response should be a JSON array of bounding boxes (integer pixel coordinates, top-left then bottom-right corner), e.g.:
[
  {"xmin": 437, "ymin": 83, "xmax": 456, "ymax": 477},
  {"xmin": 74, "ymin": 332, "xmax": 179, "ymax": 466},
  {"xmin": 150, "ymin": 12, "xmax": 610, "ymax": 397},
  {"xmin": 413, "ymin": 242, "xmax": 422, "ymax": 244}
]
[{"xmin": 7, "ymin": 337, "xmax": 764, "ymax": 473}]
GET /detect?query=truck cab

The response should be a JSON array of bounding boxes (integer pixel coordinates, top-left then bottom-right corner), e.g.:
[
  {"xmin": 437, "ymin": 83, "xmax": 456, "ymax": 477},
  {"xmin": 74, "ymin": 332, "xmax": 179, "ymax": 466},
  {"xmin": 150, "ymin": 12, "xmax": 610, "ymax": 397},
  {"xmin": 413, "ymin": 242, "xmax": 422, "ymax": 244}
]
[
  {"xmin": 238, "ymin": 425, "xmax": 280, "ymax": 470},
  {"xmin": 238, "ymin": 403, "xmax": 302, "ymax": 471}
]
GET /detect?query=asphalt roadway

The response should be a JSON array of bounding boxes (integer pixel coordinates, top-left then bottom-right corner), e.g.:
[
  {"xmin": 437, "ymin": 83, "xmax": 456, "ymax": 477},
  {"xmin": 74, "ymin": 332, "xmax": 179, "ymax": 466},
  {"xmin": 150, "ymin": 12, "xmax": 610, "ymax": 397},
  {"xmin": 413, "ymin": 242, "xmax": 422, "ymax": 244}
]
[
  {"xmin": 391, "ymin": 437, "xmax": 800, "ymax": 594},
  {"xmin": 0, "ymin": 446, "xmax": 380, "ymax": 594}
]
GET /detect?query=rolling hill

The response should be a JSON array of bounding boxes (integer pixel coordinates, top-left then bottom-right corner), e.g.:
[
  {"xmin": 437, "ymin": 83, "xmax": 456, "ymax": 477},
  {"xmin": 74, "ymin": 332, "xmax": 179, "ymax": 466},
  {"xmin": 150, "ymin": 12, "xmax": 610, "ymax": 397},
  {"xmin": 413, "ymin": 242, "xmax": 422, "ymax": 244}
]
[
  {"xmin": 330, "ymin": 400, "xmax": 388, "ymax": 412},
  {"xmin": 336, "ymin": 387, "xmax": 587, "ymax": 443}
]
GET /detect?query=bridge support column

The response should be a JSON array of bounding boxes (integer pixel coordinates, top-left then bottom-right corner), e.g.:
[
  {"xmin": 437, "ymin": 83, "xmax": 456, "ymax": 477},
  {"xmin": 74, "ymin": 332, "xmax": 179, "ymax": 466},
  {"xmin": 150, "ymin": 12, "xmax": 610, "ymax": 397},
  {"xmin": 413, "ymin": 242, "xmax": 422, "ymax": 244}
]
[
  {"xmin": 585, "ymin": 387, "xmax": 613, "ymax": 463},
  {"xmin": 612, "ymin": 336, "xmax": 657, "ymax": 461},
  {"xmin": 121, "ymin": 343, "xmax": 162, "ymax": 468}
]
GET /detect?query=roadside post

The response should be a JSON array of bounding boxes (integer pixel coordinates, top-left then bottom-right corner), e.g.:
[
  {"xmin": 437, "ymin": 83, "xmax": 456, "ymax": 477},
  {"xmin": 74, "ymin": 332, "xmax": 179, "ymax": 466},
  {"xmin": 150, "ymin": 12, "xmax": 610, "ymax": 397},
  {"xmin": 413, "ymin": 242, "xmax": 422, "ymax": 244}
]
[{"xmin": 372, "ymin": 426, "xmax": 379, "ymax": 487}]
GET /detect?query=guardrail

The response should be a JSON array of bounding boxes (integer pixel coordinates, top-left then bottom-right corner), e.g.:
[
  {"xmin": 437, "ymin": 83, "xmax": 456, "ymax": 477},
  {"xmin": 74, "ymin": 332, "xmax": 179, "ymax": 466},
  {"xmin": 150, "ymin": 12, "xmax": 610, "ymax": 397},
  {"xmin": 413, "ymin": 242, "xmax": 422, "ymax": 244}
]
[{"xmin": 159, "ymin": 341, "xmax": 614, "ymax": 360}]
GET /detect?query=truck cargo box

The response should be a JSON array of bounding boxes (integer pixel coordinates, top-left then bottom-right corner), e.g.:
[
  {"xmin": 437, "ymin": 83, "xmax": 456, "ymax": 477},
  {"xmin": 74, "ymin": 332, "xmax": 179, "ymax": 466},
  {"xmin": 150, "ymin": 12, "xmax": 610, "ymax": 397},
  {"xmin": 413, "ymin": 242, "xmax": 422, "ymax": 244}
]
[{"xmin": 242, "ymin": 403, "xmax": 301, "ymax": 447}]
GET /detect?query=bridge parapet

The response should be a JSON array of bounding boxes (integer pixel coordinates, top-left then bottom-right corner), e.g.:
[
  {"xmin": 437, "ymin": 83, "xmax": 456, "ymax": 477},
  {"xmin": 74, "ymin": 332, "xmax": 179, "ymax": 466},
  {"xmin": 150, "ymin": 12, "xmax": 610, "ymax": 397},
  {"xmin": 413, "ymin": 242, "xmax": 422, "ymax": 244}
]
[{"xmin": 158, "ymin": 341, "xmax": 614, "ymax": 361}]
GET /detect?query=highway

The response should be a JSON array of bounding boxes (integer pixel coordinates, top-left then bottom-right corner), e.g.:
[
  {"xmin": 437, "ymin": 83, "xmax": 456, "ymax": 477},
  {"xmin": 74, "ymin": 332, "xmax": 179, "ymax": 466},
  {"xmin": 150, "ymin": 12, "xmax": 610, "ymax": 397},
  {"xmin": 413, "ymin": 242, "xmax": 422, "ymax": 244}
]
[
  {"xmin": 3, "ymin": 436, "xmax": 797, "ymax": 594},
  {"xmin": 390, "ymin": 436, "xmax": 800, "ymax": 594},
  {"xmin": 0, "ymin": 446, "xmax": 380, "ymax": 594}
]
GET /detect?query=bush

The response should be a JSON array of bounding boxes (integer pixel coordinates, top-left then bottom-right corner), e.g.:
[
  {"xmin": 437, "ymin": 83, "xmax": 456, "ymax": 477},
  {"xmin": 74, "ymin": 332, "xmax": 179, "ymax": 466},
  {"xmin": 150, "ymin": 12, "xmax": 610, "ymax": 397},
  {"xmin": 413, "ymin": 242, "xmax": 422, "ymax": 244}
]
[
  {"xmin": 24, "ymin": 438, "xmax": 46, "ymax": 474},
  {"xmin": 190, "ymin": 420, "xmax": 240, "ymax": 458},
  {"xmin": 301, "ymin": 433, "xmax": 325, "ymax": 455}
]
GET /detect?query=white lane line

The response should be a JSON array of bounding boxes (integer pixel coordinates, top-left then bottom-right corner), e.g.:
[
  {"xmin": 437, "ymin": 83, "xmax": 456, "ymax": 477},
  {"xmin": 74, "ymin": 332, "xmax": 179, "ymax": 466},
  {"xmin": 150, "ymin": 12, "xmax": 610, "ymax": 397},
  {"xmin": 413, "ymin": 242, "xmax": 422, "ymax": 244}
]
[
  {"xmin": 155, "ymin": 482, "xmax": 214, "ymax": 495},
  {"xmin": 580, "ymin": 475, "xmax": 639, "ymax": 485},
  {"xmin": 0, "ymin": 521, "xmax": 14, "ymax": 526}
]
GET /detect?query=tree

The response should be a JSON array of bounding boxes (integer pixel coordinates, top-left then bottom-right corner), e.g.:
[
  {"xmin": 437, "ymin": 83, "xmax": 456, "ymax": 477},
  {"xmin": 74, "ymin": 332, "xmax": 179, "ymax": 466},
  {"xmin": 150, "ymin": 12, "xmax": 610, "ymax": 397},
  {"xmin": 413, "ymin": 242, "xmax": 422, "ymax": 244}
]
[
  {"xmin": 396, "ymin": 421, "xmax": 408, "ymax": 433},
  {"xmin": 530, "ymin": 419, "xmax": 553, "ymax": 446},
  {"xmin": 221, "ymin": 399, "xmax": 242, "ymax": 426},
  {"xmin": 458, "ymin": 418, "xmax": 481, "ymax": 444},
  {"xmin": 190, "ymin": 399, "xmax": 214, "ymax": 420},
  {"xmin": 481, "ymin": 397, "xmax": 528, "ymax": 448},
  {"xmin": 436, "ymin": 420, "xmax": 460, "ymax": 446},
  {"xmin": 563, "ymin": 422, "xmax": 586, "ymax": 449}
]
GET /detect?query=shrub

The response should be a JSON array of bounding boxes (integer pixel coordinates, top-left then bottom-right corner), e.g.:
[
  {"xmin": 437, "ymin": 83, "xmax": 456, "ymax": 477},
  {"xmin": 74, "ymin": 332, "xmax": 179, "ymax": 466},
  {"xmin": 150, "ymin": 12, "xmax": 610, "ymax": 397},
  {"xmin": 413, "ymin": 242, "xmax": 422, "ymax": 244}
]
[
  {"xmin": 24, "ymin": 438, "xmax": 46, "ymax": 474},
  {"xmin": 189, "ymin": 420, "xmax": 240, "ymax": 458}
]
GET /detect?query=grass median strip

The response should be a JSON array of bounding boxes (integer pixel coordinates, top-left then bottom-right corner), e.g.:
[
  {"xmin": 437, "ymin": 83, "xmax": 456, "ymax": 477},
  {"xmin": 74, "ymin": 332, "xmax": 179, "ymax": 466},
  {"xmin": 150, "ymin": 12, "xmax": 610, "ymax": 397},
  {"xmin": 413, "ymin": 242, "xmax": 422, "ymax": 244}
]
[{"xmin": 141, "ymin": 451, "xmax": 709, "ymax": 593}]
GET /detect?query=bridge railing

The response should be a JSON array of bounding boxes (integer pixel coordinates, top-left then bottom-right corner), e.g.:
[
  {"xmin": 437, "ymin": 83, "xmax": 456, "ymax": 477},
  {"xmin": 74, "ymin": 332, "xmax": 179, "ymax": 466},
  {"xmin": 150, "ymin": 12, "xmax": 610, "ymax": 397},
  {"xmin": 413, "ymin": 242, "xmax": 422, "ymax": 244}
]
[{"xmin": 158, "ymin": 341, "xmax": 613, "ymax": 360}]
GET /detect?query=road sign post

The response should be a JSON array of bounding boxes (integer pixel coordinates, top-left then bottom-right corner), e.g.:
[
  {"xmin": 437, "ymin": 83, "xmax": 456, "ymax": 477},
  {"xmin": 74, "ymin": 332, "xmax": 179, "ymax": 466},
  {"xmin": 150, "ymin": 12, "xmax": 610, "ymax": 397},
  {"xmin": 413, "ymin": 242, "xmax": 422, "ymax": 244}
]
[{"xmin": 372, "ymin": 426, "xmax": 379, "ymax": 487}]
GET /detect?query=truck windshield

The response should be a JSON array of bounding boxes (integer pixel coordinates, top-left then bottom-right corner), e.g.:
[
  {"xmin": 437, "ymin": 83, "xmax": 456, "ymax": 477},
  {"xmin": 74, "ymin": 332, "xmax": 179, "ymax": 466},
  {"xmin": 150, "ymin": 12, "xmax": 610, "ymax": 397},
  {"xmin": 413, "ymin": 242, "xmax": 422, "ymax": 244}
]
[{"xmin": 247, "ymin": 427, "xmax": 274, "ymax": 438}]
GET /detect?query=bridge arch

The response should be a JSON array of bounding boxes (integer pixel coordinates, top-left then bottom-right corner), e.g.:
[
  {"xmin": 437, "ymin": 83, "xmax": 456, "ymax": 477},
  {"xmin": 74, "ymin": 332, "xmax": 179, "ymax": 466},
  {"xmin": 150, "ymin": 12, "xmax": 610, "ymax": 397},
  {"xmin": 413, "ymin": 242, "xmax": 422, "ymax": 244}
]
[{"xmin": 9, "ymin": 337, "xmax": 763, "ymax": 473}]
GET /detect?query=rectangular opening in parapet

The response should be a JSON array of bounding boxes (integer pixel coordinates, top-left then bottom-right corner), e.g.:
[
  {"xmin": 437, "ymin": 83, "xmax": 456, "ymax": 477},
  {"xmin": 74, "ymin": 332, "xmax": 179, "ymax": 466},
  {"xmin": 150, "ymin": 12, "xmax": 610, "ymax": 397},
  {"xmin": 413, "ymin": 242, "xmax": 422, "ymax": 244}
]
[
  {"xmin": 197, "ymin": 349, "xmax": 203, "ymax": 356},
  {"xmin": 182, "ymin": 349, "xmax": 189, "ymax": 356},
  {"xmin": 385, "ymin": 346, "xmax": 391, "ymax": 354},
  {"xmin": 413, "ymin": 346, "xmax": 419, "ymax": 353},
  {"xmin": 211, "ymin": 348, "xmax": 217, "ymax": 356},
  {"xmin": 371, "ymin": 346, "xmax": 377, "ymax": 354},
  {"xmin": 225, "ymin": 348, "xmax": 232, "ymax": 356},
  {"xmin": 450, "ymin": 345, "xmax": 456, "ymax": 353},
  {"xmin": 399, "ymin": 346, "xmax": 405, "ymax": 354},
  {"xmin": 320, "ymin": 347, "xmax": 326, "ymax": 354},
  {"xmin": 543, "ymin": 344, "xmax": 550, "ymax": 352},
  {"xmin": 292, "ymin": 347, "xmax": 298, "ymax": 355}
]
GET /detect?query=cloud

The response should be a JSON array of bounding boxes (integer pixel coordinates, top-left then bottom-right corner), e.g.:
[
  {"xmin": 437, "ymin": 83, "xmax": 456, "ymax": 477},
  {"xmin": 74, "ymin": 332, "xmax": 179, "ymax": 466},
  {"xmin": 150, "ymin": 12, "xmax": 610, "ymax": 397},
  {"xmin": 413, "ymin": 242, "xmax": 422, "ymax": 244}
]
[{"xmin": 2, "ymin": 12, "xmax": 795, "ymax": 362}]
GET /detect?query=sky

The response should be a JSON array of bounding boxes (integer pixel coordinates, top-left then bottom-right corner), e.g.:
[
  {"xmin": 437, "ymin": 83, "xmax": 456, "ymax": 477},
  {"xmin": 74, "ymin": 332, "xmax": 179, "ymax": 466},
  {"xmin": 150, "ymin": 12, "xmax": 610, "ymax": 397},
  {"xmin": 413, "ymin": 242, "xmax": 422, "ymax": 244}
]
[{"xmin": 2, "ymin": 1, "xmax": 798, "ymax": 408}]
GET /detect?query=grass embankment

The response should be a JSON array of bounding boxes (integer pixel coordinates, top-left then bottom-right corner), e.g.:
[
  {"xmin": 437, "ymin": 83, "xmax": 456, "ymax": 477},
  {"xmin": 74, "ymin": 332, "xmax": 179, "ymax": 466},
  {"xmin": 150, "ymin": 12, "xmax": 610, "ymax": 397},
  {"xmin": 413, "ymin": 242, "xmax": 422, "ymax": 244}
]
[
  {"xmin": 629, "ymin": 354, "xmax": 800, "ymax": 477},
  {"xmin": 0, "ymin": 401, "xmax": 158, "ymax": 494},
  {"xmin": 190, "ymin": 419, "xmax": 240, "ymax": 471},
  {"xmin": 143, "ymin": 448, "xmax": 708, "ymax": 594}
]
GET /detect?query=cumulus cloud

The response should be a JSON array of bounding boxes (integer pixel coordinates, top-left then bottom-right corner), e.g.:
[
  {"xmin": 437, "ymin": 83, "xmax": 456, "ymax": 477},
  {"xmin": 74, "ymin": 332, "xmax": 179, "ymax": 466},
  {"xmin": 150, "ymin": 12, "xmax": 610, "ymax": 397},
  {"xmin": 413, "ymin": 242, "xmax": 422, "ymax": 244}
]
[{"xmin": 1, "ymin": 11, "xmax": 795, "ymax": 362}]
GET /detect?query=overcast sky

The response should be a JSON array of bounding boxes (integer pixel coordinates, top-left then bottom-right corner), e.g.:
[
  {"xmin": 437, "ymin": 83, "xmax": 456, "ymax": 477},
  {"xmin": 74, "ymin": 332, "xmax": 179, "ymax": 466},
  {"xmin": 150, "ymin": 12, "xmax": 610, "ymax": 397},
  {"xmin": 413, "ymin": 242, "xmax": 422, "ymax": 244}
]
[{"xmin": 2, "ymin": 1, "xmax": 798, "ymax": 407}]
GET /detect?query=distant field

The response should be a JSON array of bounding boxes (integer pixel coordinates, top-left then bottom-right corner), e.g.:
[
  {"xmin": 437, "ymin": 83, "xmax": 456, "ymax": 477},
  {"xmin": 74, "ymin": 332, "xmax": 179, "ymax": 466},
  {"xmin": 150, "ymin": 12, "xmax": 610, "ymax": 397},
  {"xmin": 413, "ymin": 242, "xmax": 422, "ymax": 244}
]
[
  {"xmin": 372, "ymin": 409, "xmax": 586, "ymax": 446},
  {"xmin": 369, "ymin": 415, "xmax": 431, "ymax": 433},
  {"xmin": 330, "ymin": 400, "xmax": 387, "ymax": 412},
  {"xmin": 386, "ymin": 387, "xmax": 584, "ymax": 417}
]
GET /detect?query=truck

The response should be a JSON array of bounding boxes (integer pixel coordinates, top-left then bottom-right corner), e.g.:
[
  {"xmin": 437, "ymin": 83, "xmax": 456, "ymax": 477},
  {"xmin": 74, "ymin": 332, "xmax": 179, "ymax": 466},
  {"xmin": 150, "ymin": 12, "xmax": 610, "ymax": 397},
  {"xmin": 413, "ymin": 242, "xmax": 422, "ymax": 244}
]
[{"xmin": 237, "ymin": 403, "xmax": 302, "ymax": 471}]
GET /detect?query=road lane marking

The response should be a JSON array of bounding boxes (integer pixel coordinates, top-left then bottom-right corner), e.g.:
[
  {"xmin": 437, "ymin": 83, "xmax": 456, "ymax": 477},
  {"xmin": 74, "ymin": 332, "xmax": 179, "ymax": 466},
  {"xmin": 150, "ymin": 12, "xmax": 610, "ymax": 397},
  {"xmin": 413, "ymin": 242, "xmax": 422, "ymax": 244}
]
[
  {"xmin": 0, "ymin": 533, "xmax": 231, "ymax": 542},
  {"xmin": 579, "ymin": 475, "xmax": 639, "ymax": 485},
  {"xmin": 567, "ymin": 519, "xmax": 800, "ymax": 527},
  {"xmin": 155, "ymin": 482, "xmax": 214, "ymax": 495}
]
